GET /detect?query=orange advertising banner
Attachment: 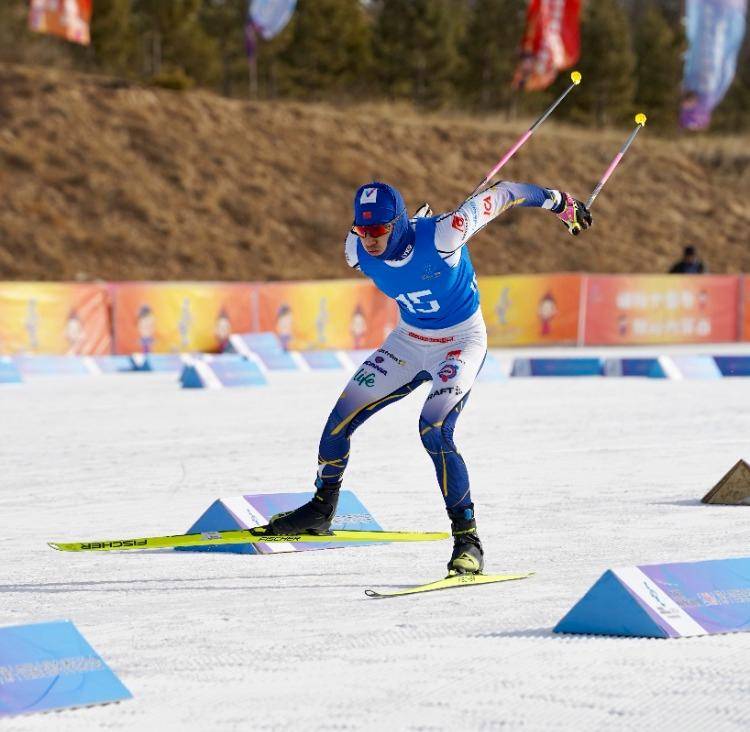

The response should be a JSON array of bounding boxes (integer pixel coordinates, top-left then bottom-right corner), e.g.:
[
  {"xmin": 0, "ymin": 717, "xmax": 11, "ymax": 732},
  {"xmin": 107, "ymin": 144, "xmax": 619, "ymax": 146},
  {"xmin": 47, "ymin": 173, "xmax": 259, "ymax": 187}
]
[
  {"xmin": 0, "ymin": 282, "xmax": 111, "ymax": 355},
  {"xmin": 583, "ymin": 275, "xmax": 741, "ymax": 345},
  {"xmin": 112, "ymin": 282, "xmax": 254, "ymax": 354},
  {"xmin": 478, "ymin": 274, "xmax": 582, "ymax": 346},
  {"xmin": 256, "ymin": 280, "xmax": 398, "ymax": 351},
  {"xmin": 28, "ymin": 0, "xmax": 92, "ymax": 45}
]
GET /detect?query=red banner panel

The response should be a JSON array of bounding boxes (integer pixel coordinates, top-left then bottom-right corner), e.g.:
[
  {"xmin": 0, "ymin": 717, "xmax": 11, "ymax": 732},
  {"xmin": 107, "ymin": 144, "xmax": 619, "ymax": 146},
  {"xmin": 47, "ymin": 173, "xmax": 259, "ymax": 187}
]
[
  {"xmin": 743, "ymin": 276, "xmax": 750, "ymax": 341},
  {"xmin": 583, "ymin": 275, "xmax": 740, "ymax": 345}
]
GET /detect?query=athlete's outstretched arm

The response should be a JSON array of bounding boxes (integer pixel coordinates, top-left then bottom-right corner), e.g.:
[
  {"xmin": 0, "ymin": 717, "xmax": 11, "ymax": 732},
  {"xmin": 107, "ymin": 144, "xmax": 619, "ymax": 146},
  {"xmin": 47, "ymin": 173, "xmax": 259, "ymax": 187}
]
[
  {"xmin": 434, "ymin": 182, "xmax": 561, "ymax": 260},
  {"xmin": 435, "ymin": 181, "xmax": 591, "ymax": 262}
]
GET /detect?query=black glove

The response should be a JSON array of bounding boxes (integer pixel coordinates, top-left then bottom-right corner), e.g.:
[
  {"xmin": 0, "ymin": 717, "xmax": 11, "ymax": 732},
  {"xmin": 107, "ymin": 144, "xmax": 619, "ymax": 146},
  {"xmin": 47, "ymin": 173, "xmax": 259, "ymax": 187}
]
[{"xmin": 555, "ymin": 193, "xmax": 592, "ymax": 236}]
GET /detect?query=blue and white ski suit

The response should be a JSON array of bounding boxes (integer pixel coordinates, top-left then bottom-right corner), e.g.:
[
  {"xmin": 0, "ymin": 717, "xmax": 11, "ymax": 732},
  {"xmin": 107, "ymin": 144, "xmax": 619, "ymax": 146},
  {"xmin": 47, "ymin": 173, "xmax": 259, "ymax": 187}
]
[{"xmin": 316, "ymin": 181, "xmax": 563, "ymax": 516}]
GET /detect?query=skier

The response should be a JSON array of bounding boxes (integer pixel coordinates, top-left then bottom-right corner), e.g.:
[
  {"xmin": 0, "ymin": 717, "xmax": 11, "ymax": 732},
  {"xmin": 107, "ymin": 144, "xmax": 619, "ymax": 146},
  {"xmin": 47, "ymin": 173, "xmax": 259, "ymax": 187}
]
[{"xmin": 267, "ymin": 181, "xmax": 592, "ymax": 574}]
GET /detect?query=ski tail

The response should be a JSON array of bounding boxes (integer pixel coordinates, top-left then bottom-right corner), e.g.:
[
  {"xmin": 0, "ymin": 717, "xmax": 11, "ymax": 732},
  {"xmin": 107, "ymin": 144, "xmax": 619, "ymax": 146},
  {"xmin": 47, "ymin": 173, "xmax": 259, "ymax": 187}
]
[{"xmin": 365, "ymin": 571, "xmax": 534, "ymax": 598}]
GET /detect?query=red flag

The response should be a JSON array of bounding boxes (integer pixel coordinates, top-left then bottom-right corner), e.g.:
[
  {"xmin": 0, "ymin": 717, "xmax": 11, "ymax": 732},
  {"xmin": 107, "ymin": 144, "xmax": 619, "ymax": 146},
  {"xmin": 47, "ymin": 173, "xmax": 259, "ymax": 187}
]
[
  {"xmin": 513, "ymin": 0, "xmax": 581, "ymax": 92},
  {"xmin": 29, "ymin": 0, "xmax": 93, "ymax": 46}
]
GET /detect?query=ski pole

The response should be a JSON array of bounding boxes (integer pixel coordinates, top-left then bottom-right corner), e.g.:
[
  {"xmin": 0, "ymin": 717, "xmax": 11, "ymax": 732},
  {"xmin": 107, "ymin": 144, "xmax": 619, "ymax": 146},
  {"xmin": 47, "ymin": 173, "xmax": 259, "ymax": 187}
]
[
  {"xmin": 585, "ymin": 113, "xmax": 647, "ymax": 209},
  {"xmin": 467, "ymin": 70, "xmax": 582, "ymax": 200}
]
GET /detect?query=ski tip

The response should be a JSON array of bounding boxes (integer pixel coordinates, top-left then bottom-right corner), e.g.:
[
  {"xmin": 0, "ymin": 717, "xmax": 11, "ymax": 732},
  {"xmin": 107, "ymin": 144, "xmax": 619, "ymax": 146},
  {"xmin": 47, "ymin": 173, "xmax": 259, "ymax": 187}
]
[{"xmin": 48, "ymin": 542, "xmax": 62, "ymax": 551}]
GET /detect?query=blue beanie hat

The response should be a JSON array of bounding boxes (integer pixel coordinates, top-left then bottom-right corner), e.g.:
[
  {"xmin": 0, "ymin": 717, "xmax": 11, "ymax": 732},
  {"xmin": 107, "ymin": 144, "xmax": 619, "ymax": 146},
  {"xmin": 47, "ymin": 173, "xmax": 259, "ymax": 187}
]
[{"xmin": 353, "ymin": 181, "xmax": 412, "ymax": 260}]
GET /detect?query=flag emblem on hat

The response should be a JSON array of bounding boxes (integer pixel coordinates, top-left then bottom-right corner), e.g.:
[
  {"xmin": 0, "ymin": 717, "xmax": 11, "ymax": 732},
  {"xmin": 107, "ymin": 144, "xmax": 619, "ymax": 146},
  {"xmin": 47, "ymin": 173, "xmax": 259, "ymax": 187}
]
[{"xmin": 360, "ymin": 188, "xmax": 378, "ymax": 204}]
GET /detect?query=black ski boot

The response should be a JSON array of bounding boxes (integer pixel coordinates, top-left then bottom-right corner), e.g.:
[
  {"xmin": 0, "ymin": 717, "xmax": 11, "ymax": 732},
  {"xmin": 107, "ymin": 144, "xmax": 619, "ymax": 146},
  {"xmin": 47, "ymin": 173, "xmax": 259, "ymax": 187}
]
[
  {"xmin": 266, "ymin": 482, "xmax": 340, "ymax": 535},
  {"xmin": 447, "ymin": 508, "xmax": 484, "ymax": 575}
]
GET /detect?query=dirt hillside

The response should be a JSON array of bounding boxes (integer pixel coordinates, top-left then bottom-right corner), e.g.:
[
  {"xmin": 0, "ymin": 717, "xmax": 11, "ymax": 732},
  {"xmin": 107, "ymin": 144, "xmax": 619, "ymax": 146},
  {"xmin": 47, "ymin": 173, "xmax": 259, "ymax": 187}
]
[{"xmin": 0, "ymin": 63, "xmax": 748, "ymax": 282}]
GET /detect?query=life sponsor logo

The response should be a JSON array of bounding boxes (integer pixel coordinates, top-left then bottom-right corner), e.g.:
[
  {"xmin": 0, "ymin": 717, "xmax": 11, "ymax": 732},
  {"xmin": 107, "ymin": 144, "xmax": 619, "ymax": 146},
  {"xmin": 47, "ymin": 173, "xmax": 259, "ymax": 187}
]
[
  {"xmin": 360, "ymin": 188, "xmax": 378, "ymax": 204},
  {"xmin": 363, "ymin": 359, "xmax": 388, "ymax": 376},
  {"xmin": 451, "ymin": 213, "xmax": 467, "ymax": 234},
  {"xmin": 446, "ymin": 349, "xmax": 462, "ymax": 360},
  {"xmin": 377, "ymin": 348, "xmax": 406, "ymax": 365},
  {"xmin": 438, "ymin": 363, "xmax": 460, "ymax": 382},
  {"xmin": 354, "ymin": 367, "xmax": 376, "ymax": 387}
]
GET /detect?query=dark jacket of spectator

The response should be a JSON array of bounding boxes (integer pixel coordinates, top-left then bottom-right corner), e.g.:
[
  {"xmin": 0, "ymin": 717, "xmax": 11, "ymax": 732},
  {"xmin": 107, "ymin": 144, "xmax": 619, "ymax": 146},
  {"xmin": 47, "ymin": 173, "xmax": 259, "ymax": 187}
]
[{"xmin": 669, "ymin": 246, "xmax": 706, "ymax": 274}]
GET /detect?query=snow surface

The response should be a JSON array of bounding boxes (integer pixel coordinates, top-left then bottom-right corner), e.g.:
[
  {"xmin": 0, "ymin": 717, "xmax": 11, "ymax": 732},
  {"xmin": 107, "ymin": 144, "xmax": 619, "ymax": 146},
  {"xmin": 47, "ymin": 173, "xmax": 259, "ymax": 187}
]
[{"xmin": 2, "ymin": 358, "xmax": 750, "ymax": 731}]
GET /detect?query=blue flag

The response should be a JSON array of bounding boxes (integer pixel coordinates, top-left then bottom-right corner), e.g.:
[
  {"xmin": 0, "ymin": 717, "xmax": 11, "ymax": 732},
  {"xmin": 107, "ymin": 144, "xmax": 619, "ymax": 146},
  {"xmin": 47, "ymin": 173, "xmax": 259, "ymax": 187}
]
[
  {"xmin": 249, "ymin": 0, "xmax": 296, "ymax": 41},
  {"xmin": 681, "ymin": 0, "xmax": 747, "ymax": 130}
]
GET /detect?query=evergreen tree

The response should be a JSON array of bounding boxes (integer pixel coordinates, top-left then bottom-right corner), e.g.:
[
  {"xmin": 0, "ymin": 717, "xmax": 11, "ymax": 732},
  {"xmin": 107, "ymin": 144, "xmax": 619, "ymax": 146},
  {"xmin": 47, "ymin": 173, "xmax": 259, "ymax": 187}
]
[
  {"xmin": 373, "ymin": 0, "xmax": 468, "ymax": 108},
  {"xmin": 633, "ymin": 4, "xmax": 683, "ymax": 130},
  {"xmin": 461, "ymin": 0, "xmax": 525, "ymax": 111},
  {"xmin": 200, "ymin": 0, "xmax": 248, "ymax": 96},
  {"xmin": 90, "ymin": 0, "xmax": 138, "ymax": 76},
  {"xmin": 276, "ymin": 0, "xmax": 372, "ymax": 99},
  {"xmin": 133, "ymin": 0, "xmax": 220, "ymax": 86},
  {"xmin": 569, "ymin": 0, "xmax": 636, "ymax": 126}
]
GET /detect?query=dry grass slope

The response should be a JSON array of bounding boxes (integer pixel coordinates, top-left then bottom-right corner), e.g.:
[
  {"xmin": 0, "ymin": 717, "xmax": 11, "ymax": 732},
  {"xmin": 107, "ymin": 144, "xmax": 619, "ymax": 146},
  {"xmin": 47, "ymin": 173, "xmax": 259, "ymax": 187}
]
[{"xmin": 0, "ymin": 63, "xmax": 748, "ymax": 281}]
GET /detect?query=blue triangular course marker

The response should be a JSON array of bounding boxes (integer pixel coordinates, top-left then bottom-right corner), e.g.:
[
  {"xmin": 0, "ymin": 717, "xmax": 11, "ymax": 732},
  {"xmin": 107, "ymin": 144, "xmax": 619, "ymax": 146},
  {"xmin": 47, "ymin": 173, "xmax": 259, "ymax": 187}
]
[
  {"xmin": 176, "ymin": 499, "xmax": 258, "ymax": 555},
  {"xmin": 553, "ymin": 570, "xmax": 669, "ymax": 638},
  {"xmin": 175, "ymin": 491, "xmax": 382, "ymax": 556}
]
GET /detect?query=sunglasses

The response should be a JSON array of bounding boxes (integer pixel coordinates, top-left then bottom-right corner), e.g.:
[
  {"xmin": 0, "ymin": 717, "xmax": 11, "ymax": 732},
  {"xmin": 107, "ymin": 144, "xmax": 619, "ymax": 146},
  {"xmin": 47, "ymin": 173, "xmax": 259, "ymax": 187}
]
[{"xmin": 351, "ymin": 208, "xmax": 405, "ymax": 239}]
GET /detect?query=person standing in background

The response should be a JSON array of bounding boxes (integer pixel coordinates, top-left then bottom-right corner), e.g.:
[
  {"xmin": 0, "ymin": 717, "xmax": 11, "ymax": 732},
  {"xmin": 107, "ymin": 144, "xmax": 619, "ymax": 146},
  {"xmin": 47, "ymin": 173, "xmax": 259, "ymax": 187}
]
[{"xmin": 669, "ymin": 245, "xmax": 706, "ymax": 274}]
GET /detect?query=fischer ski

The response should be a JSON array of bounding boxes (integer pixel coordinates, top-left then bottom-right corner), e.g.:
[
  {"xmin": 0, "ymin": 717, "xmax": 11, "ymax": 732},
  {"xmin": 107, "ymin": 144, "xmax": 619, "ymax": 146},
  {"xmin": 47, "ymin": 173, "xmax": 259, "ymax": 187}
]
[
  {"xmin": 364, "ymin": 571, "xmax": 534, "ymax": 598},
  {"xmin": 48, "ymin": 527, "xmax": 450, "ymax": 553}
]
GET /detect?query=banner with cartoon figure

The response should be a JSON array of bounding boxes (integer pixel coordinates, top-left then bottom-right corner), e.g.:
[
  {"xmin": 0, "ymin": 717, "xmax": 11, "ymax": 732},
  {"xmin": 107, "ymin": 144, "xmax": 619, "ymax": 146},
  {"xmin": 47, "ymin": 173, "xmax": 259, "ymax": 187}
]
[
  {"xmin": 0, "ymin": 282, "xmax": 110, "ymax": 355},
  {"xmin": 583, "ymin": 275, "xmax": 740, "ymax": 345},
  {"xmin": 256, "ymin": 280, "xmax": 397, "ymax": 351},
  {"xmin": 479, "ymin": 274, "xmax": 582, "ymax": 346},
  {"xmin": 112, "ymin": 282, "xmax": 254, "ymax": 354}
]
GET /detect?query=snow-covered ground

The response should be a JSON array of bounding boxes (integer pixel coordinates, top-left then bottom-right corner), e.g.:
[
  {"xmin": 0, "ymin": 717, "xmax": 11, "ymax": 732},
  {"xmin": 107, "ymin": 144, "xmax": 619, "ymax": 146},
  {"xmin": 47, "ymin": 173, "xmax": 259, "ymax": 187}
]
[{"xmin": 2, "ymin": 358, "xmax": 750, "ymax": 731}]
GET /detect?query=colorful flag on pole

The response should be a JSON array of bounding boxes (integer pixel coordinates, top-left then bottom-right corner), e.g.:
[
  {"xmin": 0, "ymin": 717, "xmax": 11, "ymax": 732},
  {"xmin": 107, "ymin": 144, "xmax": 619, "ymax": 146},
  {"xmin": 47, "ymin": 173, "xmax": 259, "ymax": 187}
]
[
  {"xmin": 513, "ymin": 0, "xmax": 581, "ymax": 92},
  {"xmin": 680, "ymin": 0, "xmax": 747, "ymax": 130},
  {"xmin": 245, "ymin": 0, "xmax": 296, "ymax": 60},
  {"xmin": 249, "ymin": 0, "xmax": 296, "ymax": 41},
  {"xmin": 28, "ymin": 0, "xmax": 92, "ymax": 46}
]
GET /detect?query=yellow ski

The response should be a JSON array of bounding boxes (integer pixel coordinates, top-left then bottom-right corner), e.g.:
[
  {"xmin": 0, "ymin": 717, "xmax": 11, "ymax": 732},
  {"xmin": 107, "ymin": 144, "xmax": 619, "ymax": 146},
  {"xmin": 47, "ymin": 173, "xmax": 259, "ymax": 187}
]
[
  {"xmin": 364, "ymin": 571, "xmax": 534, "ymax": 598},
  {"xmin": 48, "ymin": 528, "xmax": 450, "ymax": 553}
]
